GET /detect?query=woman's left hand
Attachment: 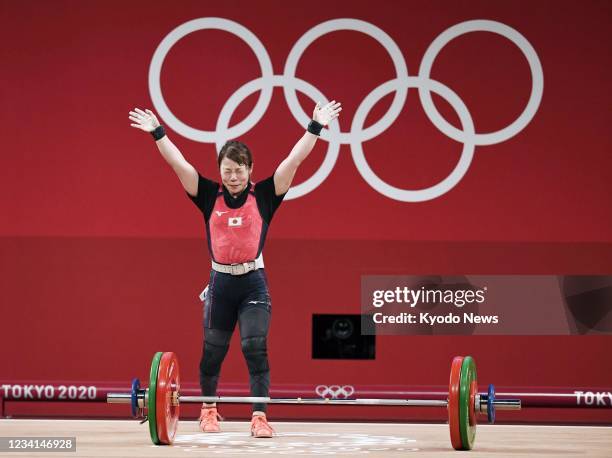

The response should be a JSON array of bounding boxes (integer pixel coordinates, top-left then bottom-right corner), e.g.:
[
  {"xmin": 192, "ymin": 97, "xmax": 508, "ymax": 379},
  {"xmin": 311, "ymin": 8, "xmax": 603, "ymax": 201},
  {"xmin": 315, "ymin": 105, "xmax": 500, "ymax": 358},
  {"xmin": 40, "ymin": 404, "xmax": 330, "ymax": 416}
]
[{"xmin": 313, "ymin": 100, "xmax": 342, "ymax": 126}]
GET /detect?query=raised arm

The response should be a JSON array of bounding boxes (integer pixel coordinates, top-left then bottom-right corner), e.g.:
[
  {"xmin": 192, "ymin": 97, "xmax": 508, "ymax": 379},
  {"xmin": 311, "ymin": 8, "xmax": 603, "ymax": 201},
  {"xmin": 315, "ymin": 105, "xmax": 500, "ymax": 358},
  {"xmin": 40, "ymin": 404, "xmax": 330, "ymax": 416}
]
[
  {"xmin": 273, "ymin": 101, "xmax": 342, "ymax": 195},
  {"xmin": 129, "ymin": 108, "xmax": 199, "ymax": 196}
]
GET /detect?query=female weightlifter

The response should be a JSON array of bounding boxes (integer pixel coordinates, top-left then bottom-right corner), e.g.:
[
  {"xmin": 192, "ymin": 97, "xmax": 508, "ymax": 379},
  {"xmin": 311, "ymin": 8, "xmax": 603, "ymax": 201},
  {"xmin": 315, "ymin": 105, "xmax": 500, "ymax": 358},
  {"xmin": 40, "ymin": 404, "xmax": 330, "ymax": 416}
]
[{"xmin": 129, "ymin": 100, "xmax": 341, "ymax": 437}]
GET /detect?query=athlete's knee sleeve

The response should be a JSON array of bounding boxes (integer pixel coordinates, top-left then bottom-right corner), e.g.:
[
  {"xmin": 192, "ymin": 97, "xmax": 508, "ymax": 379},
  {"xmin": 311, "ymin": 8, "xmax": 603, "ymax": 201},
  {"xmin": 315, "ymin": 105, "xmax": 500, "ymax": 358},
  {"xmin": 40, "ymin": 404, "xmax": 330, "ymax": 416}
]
[
  {"xmin": 241, "ymin": 335, "xmax": 269, "ymax": 374},
  {"xmin": 200, "ymin": 329, "xmax": 232, "ymax": 395},
  {"xmin": 201, "ymin": 342, "xmax": 229, "ymax": 376},
  {"xmin": 201, "ymin": 329, "xmax": 232, "ymax": 375}
]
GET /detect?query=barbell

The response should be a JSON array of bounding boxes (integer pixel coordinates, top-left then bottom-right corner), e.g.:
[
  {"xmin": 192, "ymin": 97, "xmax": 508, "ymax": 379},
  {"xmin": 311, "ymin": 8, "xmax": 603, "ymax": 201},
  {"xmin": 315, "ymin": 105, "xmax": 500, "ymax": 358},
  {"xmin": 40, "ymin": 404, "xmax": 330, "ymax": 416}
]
[{"xmin": 106, "ymin": 352, "xmax": 521, "ymax": 450}]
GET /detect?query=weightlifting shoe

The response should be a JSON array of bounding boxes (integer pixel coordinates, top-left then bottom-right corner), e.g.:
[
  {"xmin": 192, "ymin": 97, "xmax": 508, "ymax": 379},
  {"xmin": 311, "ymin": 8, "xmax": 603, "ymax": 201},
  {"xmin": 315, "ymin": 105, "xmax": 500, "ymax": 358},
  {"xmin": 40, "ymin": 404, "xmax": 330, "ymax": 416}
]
[
  {"xmin": 199, "ymin": 405, "xmax": 222, "ymax": 433},
  {"xmin": 251, "ymin": 413, "xmax": 274, "ymax": 438}
]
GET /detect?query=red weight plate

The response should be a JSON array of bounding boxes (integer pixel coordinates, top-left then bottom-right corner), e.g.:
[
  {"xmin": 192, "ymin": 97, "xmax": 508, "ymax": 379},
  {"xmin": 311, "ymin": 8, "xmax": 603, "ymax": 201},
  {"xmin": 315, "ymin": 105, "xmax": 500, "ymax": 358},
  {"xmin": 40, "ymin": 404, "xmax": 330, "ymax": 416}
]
[
  {"xmin": 156, "ymin": 352, "xmax": 181, "ymax": 445},
  {"xmin": 469, "ymin": 379, "xmax": 478, "ymax": 426},
  {"xmin": 448, "ymin": 356, "xmax": 464, "ymax": 450}
]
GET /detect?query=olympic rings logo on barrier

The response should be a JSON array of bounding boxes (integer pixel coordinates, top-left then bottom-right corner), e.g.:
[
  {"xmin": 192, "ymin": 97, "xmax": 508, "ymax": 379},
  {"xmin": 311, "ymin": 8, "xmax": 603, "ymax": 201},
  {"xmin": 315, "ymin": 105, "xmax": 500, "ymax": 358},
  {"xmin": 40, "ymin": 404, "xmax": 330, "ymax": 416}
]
[
  {"xmin": 315, "ymin": 385, "xmax": 356, "ymax": 399},
  {"xmin": 149, "ymin": 18, "xmax": 544, "ymax": 202}
]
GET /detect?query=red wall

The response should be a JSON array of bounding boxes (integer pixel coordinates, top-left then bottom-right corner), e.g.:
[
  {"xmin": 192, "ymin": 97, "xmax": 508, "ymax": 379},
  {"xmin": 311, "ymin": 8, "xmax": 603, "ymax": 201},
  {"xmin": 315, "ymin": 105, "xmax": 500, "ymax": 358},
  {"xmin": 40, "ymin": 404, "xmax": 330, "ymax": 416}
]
[{"xmin": 1, "ymin": 0, "xmax": 611, "ymax": 422}]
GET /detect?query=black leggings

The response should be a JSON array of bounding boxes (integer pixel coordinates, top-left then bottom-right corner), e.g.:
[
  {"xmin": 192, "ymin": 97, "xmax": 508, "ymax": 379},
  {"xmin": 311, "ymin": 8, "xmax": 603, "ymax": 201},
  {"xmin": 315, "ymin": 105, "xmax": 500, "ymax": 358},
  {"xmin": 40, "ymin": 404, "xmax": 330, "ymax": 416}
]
[{"xmin": 199, "ymin": 269, "xmax": 271, "ymax": 412}]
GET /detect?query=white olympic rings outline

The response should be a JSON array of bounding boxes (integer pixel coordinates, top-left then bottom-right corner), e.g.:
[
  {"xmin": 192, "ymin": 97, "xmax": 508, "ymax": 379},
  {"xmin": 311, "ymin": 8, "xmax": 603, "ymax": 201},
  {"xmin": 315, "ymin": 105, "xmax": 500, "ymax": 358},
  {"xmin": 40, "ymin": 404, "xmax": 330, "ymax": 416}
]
[
  {"xmin": 149, "ymin": 18, "xmax": 543, "ymax": 202},
  {"xmin": 315, "ymin": 385, "xmax": 356, "ymax": 399}
]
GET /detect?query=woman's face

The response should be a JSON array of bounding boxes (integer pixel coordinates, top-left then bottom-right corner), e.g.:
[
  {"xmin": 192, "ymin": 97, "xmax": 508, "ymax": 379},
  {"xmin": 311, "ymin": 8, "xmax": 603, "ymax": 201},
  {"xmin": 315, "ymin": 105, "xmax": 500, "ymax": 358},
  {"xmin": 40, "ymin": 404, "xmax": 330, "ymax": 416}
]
[{"xmin": 220, "ymin": 157, "xmax": 252, "ymax": 197}]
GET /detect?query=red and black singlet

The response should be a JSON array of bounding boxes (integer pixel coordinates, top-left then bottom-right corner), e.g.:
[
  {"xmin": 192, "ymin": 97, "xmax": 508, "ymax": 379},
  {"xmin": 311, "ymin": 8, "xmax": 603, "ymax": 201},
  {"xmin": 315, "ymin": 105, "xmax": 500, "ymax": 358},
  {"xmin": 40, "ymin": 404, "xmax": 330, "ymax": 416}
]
[{"xmin": 187, "ymin": 173, "xmax": 285, "ymax": 264}]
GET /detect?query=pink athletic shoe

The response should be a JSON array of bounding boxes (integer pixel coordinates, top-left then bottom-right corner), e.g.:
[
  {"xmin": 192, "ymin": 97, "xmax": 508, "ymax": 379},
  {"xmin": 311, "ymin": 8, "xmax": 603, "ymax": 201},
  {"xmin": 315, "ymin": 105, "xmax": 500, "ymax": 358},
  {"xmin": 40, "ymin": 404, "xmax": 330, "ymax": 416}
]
[
  {"xmin": 251, "ymin": 414, "xmax": 274, "ymax": 438},
  {"xmin": 199, "ymin": 405, "xmax": 222, "ymax": 433}
]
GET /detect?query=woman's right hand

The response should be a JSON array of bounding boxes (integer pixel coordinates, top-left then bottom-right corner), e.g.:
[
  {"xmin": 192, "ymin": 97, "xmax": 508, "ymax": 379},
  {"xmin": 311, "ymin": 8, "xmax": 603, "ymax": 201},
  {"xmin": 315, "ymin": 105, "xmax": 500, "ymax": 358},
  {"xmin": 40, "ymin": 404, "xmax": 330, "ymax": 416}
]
[{"xmin": 129, "ymin": 108, "xmax": 160, "ymax": 132}]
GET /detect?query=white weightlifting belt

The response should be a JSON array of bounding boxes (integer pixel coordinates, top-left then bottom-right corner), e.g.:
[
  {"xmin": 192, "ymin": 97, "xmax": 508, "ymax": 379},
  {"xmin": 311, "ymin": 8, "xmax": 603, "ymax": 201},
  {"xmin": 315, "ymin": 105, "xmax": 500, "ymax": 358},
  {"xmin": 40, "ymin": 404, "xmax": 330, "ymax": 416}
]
[
  {"xmin": 200, "ymin": 255, "xmax": 265, "ymax": 301},
  {"xmin": 211, "ymin": 254, "xmax": 264, "ymax": 276}
]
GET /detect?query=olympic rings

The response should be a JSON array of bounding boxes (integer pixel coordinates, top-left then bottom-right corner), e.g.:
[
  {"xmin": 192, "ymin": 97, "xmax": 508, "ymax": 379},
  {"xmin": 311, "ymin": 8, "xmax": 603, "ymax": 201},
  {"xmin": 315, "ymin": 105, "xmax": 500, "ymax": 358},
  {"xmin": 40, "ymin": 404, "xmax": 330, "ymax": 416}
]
[
  {"xmin": 149, "ymin": 18, "xmax": 543, "ymax": 201},
  {"xmin": 315, "ymin": 385, "xmax": 356, "ymax": 399}
]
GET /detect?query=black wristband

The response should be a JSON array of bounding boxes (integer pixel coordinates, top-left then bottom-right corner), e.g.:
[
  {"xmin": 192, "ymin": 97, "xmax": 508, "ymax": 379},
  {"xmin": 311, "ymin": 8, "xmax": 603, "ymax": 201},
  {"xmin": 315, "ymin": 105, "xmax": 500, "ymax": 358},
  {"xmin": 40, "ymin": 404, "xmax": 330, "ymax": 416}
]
[
  {"xmin": 151, "ymin": 125, "xmax": 166, "ymax": 141},
  {"xmin": 307, "ymin": 120, "xmax": 323, "ymax": 136}
]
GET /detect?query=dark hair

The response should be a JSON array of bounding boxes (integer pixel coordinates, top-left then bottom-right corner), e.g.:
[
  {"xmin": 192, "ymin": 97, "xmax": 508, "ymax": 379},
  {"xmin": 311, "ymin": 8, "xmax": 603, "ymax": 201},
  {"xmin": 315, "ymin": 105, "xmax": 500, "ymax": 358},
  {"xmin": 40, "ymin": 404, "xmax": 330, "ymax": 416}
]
[{"xmin": 218, "ymin": 140, "xmax": 253, "ymax": 169}]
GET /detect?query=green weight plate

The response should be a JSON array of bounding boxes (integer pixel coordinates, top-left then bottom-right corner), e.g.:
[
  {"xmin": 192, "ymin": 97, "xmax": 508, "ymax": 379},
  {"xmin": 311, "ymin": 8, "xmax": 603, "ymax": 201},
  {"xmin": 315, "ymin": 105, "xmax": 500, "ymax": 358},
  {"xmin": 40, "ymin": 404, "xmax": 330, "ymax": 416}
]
[
  {"xmin": 148, "ymin": 351, "xmax": 163, "ymax": 445},
  {"xmin": 459, "ymin": 356, "xmax": 477, "ymax": 450},
  {"xmin": 156, "ymin": 352, "xmax": 181, "ymax": 445}
]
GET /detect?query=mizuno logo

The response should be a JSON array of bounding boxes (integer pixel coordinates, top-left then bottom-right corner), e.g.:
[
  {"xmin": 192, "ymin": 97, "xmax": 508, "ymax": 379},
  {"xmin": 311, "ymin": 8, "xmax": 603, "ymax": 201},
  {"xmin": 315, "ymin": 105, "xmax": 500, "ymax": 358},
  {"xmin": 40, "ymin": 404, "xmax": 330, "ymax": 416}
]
[
  {"xmin": 215, "ymin": 211, "xmax": 228, "ymax": 217},
  {"xmin": 248, "ymin": 300, "xmax": 266, "ymax": 305}
]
